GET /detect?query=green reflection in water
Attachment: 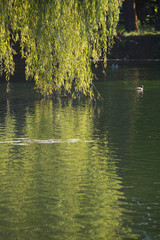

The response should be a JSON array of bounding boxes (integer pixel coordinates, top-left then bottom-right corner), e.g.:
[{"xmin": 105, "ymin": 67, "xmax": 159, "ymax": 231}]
[{"xmin": 0, "ymin": 96, "xmax": 137, "ymax": 239}]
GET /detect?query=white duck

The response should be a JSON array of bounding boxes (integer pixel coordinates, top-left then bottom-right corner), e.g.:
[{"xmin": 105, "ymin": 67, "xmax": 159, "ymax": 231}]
[{"xmin": 136, "ymin": 85, "xmax": 143, "ymax": 92}]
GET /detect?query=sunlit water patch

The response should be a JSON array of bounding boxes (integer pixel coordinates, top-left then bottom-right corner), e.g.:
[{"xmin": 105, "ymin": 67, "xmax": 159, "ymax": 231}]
[{"xmin": 0, "ymin": 85, "xmax": 137, "ymax": 240}]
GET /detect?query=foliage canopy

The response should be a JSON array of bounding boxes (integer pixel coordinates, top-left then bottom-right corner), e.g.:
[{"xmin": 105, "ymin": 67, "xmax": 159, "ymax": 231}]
[{"xmin": 0, "ymin": 0, "xmax": 122, "ymax": 97}]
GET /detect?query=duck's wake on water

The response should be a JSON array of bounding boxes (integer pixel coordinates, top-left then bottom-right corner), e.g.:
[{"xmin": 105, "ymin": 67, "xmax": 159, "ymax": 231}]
[{"xmin": 0, "ymin": 138, "xmax": 94, "ymax": 145}]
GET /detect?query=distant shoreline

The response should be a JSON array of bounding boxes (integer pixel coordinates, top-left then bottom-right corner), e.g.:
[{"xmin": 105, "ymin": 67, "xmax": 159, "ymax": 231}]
[{"xmin": 108, "ymin": 34, "xmax": 160, "ymax": 61}]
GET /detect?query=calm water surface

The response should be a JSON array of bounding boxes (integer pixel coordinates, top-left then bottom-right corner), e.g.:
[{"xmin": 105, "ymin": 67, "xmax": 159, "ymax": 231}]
[{"xmin": 0, "ymin": 62, "xmax": 160, "ymax": 239}]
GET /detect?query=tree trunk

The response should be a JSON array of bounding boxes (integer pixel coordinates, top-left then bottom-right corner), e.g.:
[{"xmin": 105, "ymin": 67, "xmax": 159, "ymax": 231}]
[
  {"xmin": 123, "ymin": 0, "xmax": 139, "ymax": 32},
  {"xmin": 155, "ymin": 0, "xmax": 160, "ymax": 30},
  {"xmin": 135, "ymin": 0, "xmax": 147, "ymax": 26}
]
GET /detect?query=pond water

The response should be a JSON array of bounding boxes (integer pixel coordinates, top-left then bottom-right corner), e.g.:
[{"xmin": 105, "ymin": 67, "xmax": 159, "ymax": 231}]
[{"xmin": 0, "ymin": 61, "xmax": 160, "ymax": 240}]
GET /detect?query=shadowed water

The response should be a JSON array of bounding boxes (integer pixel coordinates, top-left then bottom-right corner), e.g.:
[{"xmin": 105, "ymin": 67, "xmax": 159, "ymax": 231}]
[{"xmin": 0, "ymin": 62, "xmax": 160, "ymax": 239}]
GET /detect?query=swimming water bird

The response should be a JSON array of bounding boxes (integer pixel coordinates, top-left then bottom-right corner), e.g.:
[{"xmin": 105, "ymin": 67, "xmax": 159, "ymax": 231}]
[
  {"xmin": 136, "ymin": 85, "xmax": 143, "ymax": 92},
  {"xmin": 111, "ymin": 64, "xmax": 119, "ymax": 69}
]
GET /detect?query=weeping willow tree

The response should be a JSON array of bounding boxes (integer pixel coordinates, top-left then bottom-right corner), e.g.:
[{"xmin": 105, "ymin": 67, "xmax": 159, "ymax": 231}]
[{"xmin": 0, "ymin": 0, "xmax": 122, "ymax": 97}]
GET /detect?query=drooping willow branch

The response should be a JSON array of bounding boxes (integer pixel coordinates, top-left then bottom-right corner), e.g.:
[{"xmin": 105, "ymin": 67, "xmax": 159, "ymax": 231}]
[{"xmin": 0, "ymin": 0, "xmax": 123, "ymax": 98}]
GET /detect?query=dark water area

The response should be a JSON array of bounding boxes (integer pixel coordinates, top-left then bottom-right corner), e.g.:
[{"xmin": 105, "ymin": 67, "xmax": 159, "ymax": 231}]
[{"xmin": 0, "ymin": 62, "xmax": 160, "ymax": 239}]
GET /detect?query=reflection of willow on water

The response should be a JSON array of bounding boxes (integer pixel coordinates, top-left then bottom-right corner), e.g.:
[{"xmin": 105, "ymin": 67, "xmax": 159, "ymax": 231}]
[
  {"xmin": 0, "ymin": 99, "xmax": 138, "ymax": 239},
  {"xmin": 24, "ymin": 99, "xmax": 94, "ymax": 140}
]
